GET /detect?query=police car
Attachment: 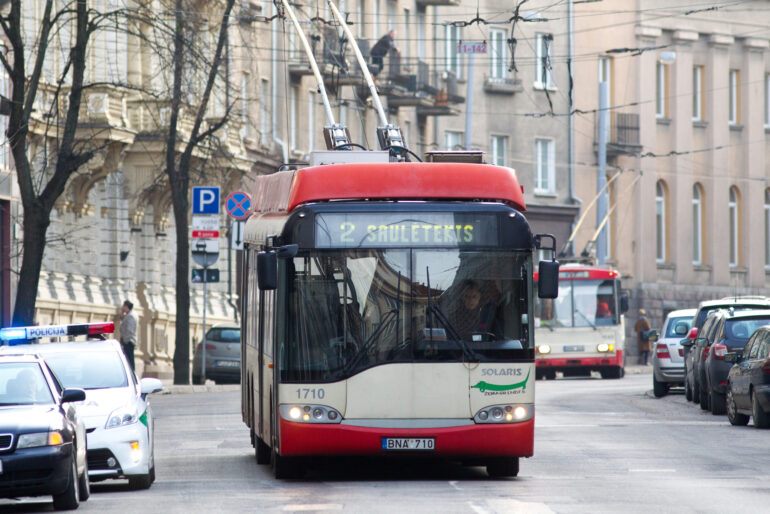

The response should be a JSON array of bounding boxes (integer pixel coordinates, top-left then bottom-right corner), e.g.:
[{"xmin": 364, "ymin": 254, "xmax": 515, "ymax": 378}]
[{"xmin": 0, "ymin": 323, "xmax": 163, "ymax": 489}]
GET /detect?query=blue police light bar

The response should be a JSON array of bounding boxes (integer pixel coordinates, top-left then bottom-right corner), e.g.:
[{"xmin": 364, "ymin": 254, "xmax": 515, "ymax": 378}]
[{"xmin": 0, "ymin": 322, "xmax": 115, "ymax": 346}]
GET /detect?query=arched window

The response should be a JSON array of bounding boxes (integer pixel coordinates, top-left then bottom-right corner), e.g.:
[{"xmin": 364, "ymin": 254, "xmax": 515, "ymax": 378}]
[
  {"xmin": 656, "ymin": 181, "xmax": 667, "ymax": 263},
  {"xmin": 729, "ymin": 186, "xmax": 740, "ymax": 267},
  {"xmin": 765, "ymin": 189, "xmax": 770, "ymax": 268},
  {"xmin": 692, "ymin": 184, "xmax": 704, "ymax": 265}
]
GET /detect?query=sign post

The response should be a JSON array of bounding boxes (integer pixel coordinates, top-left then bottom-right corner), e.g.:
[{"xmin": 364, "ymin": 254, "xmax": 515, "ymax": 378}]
[
  {"xmin": 457, "ymin": 41, "xmax": 487, "ymax": 151},
  {"xmin": 192, "ymin": 236, "xmax": 220, "ymax": 383}
]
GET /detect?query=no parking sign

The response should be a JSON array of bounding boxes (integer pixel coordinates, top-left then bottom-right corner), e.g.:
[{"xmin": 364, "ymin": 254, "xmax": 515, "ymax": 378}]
[{"xmin": 225, "ymin": 191, "xmax": 252, "ymax": 220}]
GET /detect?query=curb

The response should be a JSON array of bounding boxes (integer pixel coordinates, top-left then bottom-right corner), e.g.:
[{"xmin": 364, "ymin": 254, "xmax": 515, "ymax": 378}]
[
  {"xmin": 624, "ymin": 365, "xmax": 653, "ymax": 375},
  {"xmin": 159, "ymin": 383, "xmax": 240, "ymax": 395}
]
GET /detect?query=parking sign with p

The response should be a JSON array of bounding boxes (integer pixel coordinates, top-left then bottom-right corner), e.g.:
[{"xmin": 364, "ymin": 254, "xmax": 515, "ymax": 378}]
[{"xmin": 192, "ymin": 186, "xmax": 220, "ymax": 215}]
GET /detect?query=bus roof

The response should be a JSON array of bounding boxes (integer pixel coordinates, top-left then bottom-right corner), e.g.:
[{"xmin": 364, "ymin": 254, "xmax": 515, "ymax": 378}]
[
  {"xmin": 252, "ymin": 162, "xmax": 526, "ymax": 213},
  {"xmin": 534, "ymin": 266, "xmax": 619, "ymax": 281}
]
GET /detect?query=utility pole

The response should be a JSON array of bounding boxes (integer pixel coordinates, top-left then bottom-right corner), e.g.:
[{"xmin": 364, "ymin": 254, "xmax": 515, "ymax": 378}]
[
  {"xmin": 464, "ymin": 53, "xmax": 474, "ymax": 149},
  {"xmin": 596, "ymin": 81, "xmax": 609, "ymax": 265}
]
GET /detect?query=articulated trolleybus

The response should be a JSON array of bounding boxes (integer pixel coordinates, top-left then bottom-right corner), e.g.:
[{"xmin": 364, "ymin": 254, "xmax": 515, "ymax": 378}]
[
  {"xmin": 534, "ymin": 264, "xmax": 629, "ymax": 379},
  {"xmin": 240, "ymin": 158, "xmax": 559, "ymax": 478}
]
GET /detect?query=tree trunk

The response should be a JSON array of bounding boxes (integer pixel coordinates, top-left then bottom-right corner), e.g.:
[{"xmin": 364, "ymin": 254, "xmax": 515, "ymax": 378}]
[
  {"xmin": 11, "ymin": 208, "xmax": 49, "ymax": 326},
  {"xmin": 171, "ymin": 181, "xmax": 190, "ymax": 384}
]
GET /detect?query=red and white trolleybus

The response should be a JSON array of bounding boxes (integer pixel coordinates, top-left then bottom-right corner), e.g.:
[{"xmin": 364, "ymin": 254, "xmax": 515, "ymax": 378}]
[
  {"xmin": 534, "ymin": 264, "xmax": 629, "ymax": 379},
  {"xmin": 239, "ymin": 157, "xmax": 559, "ymax": 478}
]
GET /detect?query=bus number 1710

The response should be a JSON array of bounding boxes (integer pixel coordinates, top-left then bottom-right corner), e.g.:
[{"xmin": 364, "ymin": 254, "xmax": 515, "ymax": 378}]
[{"xmin": 296, "ymin": 388, "xmax": 326, "ymax": 400}]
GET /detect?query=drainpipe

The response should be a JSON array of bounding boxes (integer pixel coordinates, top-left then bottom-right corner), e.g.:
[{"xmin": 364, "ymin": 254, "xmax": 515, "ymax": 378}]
[
  {"xmin": 272, "ymin": 4, "xmax": 289, "ymax": 162},
  {"xmin": 566, "ymin": 0, "xmax": 582, "ymax": 256}
]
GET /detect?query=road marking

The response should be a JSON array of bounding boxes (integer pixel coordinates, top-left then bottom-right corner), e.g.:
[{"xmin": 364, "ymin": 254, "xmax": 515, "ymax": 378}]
[
  {"xmin": 449, "ymin": 480, "xmax": 462, "ymax": 491},
  {"xmin": 628, "ymin": 468, "xmax": 676, "ymax": 473},
  {"xmin": 468, "ymin": 502, "xmax": 490, "ymax": 514},
  {"xmin": 282, "ymin": 504, "xmax": 343, "ymax": 512}
]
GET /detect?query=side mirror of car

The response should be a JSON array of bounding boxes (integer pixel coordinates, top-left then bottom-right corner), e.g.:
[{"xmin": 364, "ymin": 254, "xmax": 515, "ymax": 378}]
[
  {"xmin": 648, "ymin": 330, "xmax": 659, "ymax": 343},
  {"xmin": 724, "ymin": 352, "xmax": 740, "ymax": 364},
  {"xmin": 695, "ymin": 337, "xmax": 709, "ymax": 345},
  {"xmin": 140, "ymin": 377, "xmax": 163, "ymax": 395},
  {"xmin": 60, "ymin": 388, "xmax": 86, "ymax": 403},
  {"xmin": 681, "ymin": 339, "xmax": 694, "ymax": 348}
]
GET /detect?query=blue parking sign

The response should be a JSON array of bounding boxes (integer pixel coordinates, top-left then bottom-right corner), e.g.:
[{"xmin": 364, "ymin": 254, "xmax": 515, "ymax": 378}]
[{"xmin": 192, "ymin": 187, "xmax": 220, "ymax": 215}]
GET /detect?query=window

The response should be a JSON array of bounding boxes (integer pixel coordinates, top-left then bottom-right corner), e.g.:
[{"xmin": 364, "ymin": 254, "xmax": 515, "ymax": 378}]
[
  {"xmin": 535, "ymin": 33, "xmax": 553, "ymax": 89},
  {"xmin": 490, "ymin": 135, "xmax": 507, "ymax": 166},
  {"xmin": 656, "ymin": 62, "xmax": 668, "ymax": 118},
  {"xmin": 260, "ymin": 79, "xmax": 269, "ymax": 145},
  {"xmin": 356, "ymin": 0, "xmax": 364, "ymax": 38},
  {"xmin": 765, "ymin": 74, "xmax": 770, "ymax": 128},
  {"xmin": 290, "ymin": 86, "xmax": 298, "ymax": 150},
  {"xmin": 729, "ymin": 186, "xmax": 740, "ymax": 266},
  {"xmin": 308, "ymin": 91, "xmax": 315, "ymax": 153},
  {"xmin": 598, "ymin": 56, "xmax": 611, "ymax": 101},
  {"xmin": 534, "ymin": 138, "xmax": 555, "ymax": 195},
  {"xmin": 693, "ymin": 184, "xmax": 703, "ymax": 265},
  {"xmin": 693, "ymin": 66, "xmax": 704, "ymax": 121},
  {"xmin": 489, "ymin": 29, "xmax": 507, "ymax": 80},
  {"xmin": 387, "ymin": 0, "xmax": 396, "ymax": 30},
  {"xmin": 416, "ymin": 8, "xmax": 426, "ymax": 60},
  {"xmin": 656, "ymin": 181, "xmax": 667, "ymax": 263},
  {"xmin": 729, "ymin": 69, "xmax": 740, "ymax": 125},
  {"xmin": 762, "ymin": 190, "xmax": 770, "ymax": 269},
  {"xmin": 402, "ymin": 9, "xmax": 410, "ymax": 58},
  {"xmin": 373, "ymin": 0, "xmax": 379, "ymax": 36},
  {"xmin": 445, "ymin": 130, "xmax": 463, "ymax": 150},
  {"xmin": 445, "ymin": 25, "xmax": 462, "ymax": 77}
]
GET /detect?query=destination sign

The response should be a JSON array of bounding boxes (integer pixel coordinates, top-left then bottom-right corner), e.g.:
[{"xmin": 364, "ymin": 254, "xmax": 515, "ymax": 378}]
[{"xmin": 315, "ymin": 213, "xmax": 498, "ymax": 248}]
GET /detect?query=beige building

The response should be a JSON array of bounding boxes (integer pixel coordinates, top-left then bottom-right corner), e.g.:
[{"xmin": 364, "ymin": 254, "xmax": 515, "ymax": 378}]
[{"xmin": 572, "ymin": 1, "xmax": 770, "ymax": 335}]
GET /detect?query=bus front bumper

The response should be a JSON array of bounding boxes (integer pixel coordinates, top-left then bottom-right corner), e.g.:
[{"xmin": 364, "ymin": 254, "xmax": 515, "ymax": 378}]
[
  {"xmin": 536, "ymin": 350, "xmax": 623, "ymax": 369},
  {"xmin": 278, "ymin": 417, "xmax": 534, "ymax": 458}
]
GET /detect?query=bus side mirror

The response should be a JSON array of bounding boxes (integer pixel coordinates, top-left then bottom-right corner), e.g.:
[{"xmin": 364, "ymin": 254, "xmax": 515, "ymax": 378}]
[
  {"xmin": 257, "ymin": 251, "xmax": 277, "ymax": 290},
  {"xmin": 620, "ymin": 295, "xmax": 629, "ymax": 314},
  {"xmin": 538, "ymin": 260, "xmax": 560, "ymax": 299}
]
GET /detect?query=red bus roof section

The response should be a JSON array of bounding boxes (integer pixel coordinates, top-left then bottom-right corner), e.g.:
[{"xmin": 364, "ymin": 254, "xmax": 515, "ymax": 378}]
[{"xmin": 252, "ymin": 162, "xmax": 526, "ymax": 213}]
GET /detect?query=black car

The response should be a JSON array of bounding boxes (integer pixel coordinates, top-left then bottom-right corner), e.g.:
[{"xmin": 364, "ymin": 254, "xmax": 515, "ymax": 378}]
[
  {"xmin": 683, "ymin": 312, "xmax": 723, "ymax": 406},
  {"xmin": 726, "ymin": 326, "xmax": 770, "ymax": 428},
  {"xmin": 702, "ymin": 310, "xmax": 770, "ymax": 415},
  {"xmin": 0, "ymin": 354, "xmax": 89, "ymax": 510}
]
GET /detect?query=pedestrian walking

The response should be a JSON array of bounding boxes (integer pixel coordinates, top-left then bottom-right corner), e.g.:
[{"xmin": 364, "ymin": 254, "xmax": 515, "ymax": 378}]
[
  {"xmin": 634, "ymin": 308, "xmax": 652, "ymax": 365},
  {"xmin": 370, "ymin": 29, "xmax": 398, "ymax": 77},
  {"xmin": 120, "ymin": 300, "xmax": 138, "ymax": 372}
]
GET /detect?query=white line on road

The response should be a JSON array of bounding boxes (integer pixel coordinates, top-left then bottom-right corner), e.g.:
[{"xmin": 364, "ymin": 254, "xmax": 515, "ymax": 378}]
[
  {"xmin": 282, "ymin": 504, "xmax": 343, "ymax": 512},
  {"xmin": 628, "ymin": 469, "xmax": 676, "ymax": 473},
  {"xmin": 449, "ymin": 480, "xmax": 462, "ymax": 491},
  {"xmin": 468, "ymin": 502, "xmax": 490, "ymax": 514}
]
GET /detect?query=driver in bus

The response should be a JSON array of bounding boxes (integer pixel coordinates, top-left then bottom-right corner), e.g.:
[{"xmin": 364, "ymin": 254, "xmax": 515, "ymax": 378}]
[{"xmin": 454, "ymin": 280, "xmax": 500, "ymax": 341}]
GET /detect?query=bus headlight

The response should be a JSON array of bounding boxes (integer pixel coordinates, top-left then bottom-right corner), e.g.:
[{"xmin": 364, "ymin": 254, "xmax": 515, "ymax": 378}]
[
  {"xmin": 474, "ymin": 404, "xmax": 533, "ymax": 424},
  {"xmin": 280, "ymin": 404, "xmax": 342, "ymax": 424},
  {"xmin": 596, "ymin": 343, "xmax": 614, "ymax": 353},
  {"xmin": 537, "ymin": 344, "xmax": 551, "ymax": 354}
]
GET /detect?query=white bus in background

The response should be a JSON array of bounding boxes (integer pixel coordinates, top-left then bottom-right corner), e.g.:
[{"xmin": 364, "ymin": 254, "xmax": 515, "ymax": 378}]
[{"xmin": 534, "ymin": 265, "xmax": 629, "ymax": 379}]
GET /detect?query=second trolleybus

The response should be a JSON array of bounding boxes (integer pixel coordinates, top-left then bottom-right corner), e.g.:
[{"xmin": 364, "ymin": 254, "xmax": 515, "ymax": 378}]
[{"xmin": 240, "ymin": 157, "xmax": 559, "ymax": 478}]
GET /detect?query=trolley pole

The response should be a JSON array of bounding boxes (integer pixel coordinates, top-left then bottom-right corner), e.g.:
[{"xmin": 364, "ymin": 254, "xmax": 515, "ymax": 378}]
[{"xmin": 596, "ymin": 81, "xmax": 609, "ymax": 265}]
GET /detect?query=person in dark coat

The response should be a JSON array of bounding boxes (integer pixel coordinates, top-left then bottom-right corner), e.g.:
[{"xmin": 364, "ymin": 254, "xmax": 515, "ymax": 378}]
[
  {"xmin": 634, "ymin": 308, "xmax": 652, "ymax": 365},
  {"xmin": 370, "ymin": 29, "xmax": 398, "ymax": 76}
]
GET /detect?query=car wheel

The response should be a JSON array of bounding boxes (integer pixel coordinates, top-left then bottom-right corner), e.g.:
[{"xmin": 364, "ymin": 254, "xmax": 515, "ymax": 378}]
[
  {"xmin": 699, "ymin": 383, "xmax": 709, "ymax": 410},
  {"xmin": 685, "ymin": 379, "xmax": 692, "ymax": 402},
  {"xmin": 727, "ymin": 386, "xmax": 749, "ymax": 426},
  {"xmin": 752, "ymin": 391, "xmax": 770, "ymax": 428},
  {"xmin": 486, "ymin": 457, "xmax": 519, "ymax": 478},
  {"xmin": 256, "ymin": 435, "xmax": 271, "ymax": 465},
  {"xmin": 693, "ymin": 380, "xmax": 700, "ymax": 404},
  {"xmin": 52, "ymin": 458, "xmax": 80, "ymax": 511},
  {"xmin": 710, "ymin": 390, "xmax": 726, "ymax": 415},
  {"xmin": 653, "ymin": 375, "xmax": 668, "ymax": 398},
  {"xmin": 128, "ymin": 472, "xmax": 153, "ymax": 490},
  {"xmin": 150, "ymin": 464, "xmax": 156, "ymax": 484},
  {"xmin": 78, "ymin": 456, "xmax": 90, "ymax": 501}
]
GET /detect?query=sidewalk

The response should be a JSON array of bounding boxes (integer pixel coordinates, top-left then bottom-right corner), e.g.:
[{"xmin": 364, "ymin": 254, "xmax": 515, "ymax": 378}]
[
  {"xmin": 624, "ymin": 363, "xmax": 653, "ymax": 375},
  {"xmin": 158, "ymin": 381, "xmax": 240, "ymax": 394}
]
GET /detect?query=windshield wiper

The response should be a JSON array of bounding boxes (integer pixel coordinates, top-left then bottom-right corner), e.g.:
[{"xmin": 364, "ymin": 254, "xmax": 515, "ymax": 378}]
[
  {"xmin": 426, "ymin": 267, "xmax": 480, "ymax": 362},
  {"xmin": 574, "ymin": 309, "xmax": 597, "ymax": 330},
  {"xmin": 341, "ymin": 308, "xmax": 399, "ymax": 376}
]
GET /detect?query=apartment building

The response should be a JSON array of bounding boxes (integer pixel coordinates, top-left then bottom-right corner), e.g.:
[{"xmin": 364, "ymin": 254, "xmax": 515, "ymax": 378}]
[{"xmin": 572, "ymin": 1, "xmax": 770, "ymax": 334}]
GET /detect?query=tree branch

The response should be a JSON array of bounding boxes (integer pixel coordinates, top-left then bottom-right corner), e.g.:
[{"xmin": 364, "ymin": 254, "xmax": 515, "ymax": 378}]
[{"xmin": 22, "ymin": 0, "xmax": 55, "ymax": 122}]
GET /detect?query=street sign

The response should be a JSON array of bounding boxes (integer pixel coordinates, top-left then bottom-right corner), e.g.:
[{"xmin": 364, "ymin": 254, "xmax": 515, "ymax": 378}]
[
  {"xmin": 192, "ymin": 186, "xmax": 220, "ymax": 215},
  {"xmin": 231, "ymin": 221, "xmax": 245, "ymax": 251},
  {"xmin": 225, "ymin": 191, "xmax": 252, "ymax": 220},
  {"xmin": 457, "ymin": 41, "xmax": 487, "ymax": 54},
  {"xmin": 191, "ymin": 239, "xmax": 219, "ymax": 267},
  {"xmin": 192, "ymin": 268, "xmax": 220, "ymax": 283},
  {"xmin": 191, "ymin": 215, "xmax": 220, "ymax": 238}
]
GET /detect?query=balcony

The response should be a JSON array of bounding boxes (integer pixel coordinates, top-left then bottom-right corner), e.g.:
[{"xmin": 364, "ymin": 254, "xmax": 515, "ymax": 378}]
[{"xmin": 595, "ymin": 112, "xmax": 642, "ymax": 156}]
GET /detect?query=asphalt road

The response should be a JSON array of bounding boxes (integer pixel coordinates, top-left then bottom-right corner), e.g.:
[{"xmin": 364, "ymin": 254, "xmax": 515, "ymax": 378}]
[{"xmin": 4, "ymin": 373, "xmax": 768, "ymax": 513}]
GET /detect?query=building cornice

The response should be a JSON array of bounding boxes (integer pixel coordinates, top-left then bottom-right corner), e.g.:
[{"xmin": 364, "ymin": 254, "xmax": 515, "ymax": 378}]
[
  {"xmin": 635, "ymin": 25, "xmax": 662, "ymax": 39},
  {"xmin": 709, "ymin": 34, "xmax": 734, "ymax": 47},
  {"xmin": 673, "ymin": 30, "xmax": 698, "ymax": 43}
]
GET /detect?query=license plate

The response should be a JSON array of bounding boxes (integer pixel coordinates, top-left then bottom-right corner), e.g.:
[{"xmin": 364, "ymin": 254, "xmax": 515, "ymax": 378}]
[
  {"xmin": 564, "ymin": 345, "xmax": 584, "ymax": 352},
  {"xmin": 215, "ymin": 360, "xmax": 239, "ymax": 368},
  {"xmin": 382, "ymin": 438, "xmax": 435, "ymax": 451}
]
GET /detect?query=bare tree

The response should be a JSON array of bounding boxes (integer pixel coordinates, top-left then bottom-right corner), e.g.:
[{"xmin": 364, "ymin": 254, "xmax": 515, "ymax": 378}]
[{"xmin": 2, "ymin": 0, "xmax": 96, "ymax": 325}]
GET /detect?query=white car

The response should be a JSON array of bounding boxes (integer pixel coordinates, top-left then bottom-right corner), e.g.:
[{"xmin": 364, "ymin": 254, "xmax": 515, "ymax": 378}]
[
  {"xmin": 652, "ymin": 308, "xmax": 697, "ymax": 398},
  {"xmin": 7, "ymin": 338, "xmax": 163, "ymax": 489}
]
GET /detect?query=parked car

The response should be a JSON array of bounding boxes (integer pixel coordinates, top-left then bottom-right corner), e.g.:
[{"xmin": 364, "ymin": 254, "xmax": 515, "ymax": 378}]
[
  {"xmin": 683, "ymin": 297, "xmax": 770, "ymax": 402},
  {"xmin": 192, "ymin": 323, "xmax": 241, "ymax": 384},
  {"xmin": 0, "ymin": 354, "xmax": 88, "ymax": 510},
  {"xmin": 725, "ymin": 325, "xmax": 770, "ymax": 427},
  {"xmin": 684, "ymin": 312, "xmax": 724, "ymax": 405},
  {"xmin": 652, "ymin": 308, "xmax": 696, "ymax": 397},
  {"xmin": 702, "ymin": 310, "xmax": 770, "ymax": 415}
]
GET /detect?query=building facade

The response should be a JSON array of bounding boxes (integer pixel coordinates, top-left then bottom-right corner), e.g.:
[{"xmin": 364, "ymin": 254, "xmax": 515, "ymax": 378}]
[{"xmin": 572, "ymin": 1, "xmax": 770, "ymax": 339}]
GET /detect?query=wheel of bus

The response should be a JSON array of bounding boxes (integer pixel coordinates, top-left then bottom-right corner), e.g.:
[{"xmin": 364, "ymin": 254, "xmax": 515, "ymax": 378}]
[
  {"xmin": 699, "ymin": 383, "xmax": 710, "ymax": 411},
  {"xmin": 255, "ymin": 436, "xmax": 271, "ymax": 465},
  {"xmin": 653, "ymin": 375, "xmax": 668, "ymax": 398},
  {"xmin": 710, "ymin": 389, "xmax": 726, "ymax": 415},
  {"xmin": 272, "ymin": 448, "xmax": 302, "ymax": 479},
  {"xmin": 536, "ymin": 370, "xmax": 545, "ymax": 380},
  {"xmin": 545, "ymin": 370, "xmax": 556, "ymax": 380},
  {"xmin": 486, "ymin": 457, "xmax": 519, "ymax": 478},
  {"xmin": 601, "ymin": 367, "xmax": 624, "ymax": 380}
]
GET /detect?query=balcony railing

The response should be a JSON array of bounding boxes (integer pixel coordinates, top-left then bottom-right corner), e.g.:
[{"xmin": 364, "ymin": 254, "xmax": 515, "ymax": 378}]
[{"xmin": 596, "ymin": 111, "xmax": 641, "ymax": 156}]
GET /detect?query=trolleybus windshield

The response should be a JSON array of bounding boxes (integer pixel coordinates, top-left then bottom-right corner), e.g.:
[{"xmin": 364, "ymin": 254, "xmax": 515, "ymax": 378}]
[
  {"xmin": 282, "ymin": 249, "xmax": 531, "ymax": 383},
  {"xmin": 535, "ymin": 279, "xmax": 618, "ymax": 329}
]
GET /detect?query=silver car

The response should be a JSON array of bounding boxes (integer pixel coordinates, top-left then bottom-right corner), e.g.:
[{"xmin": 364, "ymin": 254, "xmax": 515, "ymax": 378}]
[
  {"xmin": 653, "ymin": 308, "xmax": 696, "ymax": 397},
  {"xmin": 192, "ymin": 323, "xmax": 241, "ymax": 384}
]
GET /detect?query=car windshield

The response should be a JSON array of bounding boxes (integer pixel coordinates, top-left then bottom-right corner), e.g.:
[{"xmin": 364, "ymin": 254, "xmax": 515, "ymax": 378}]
[
  {"xmin": 665, "ymin": 316, "xmax": 692, "ymax": 338},
  {"xmin": 725, "ymin": 318, "xmax": 770, "ymax": 341},
  {"xmin": 44, "ymin": 351, "xmax": 128, "ymax": 390},
  {"xmin": 206, "ymin": 327, "xmax": 240, "ymax": 343},
  {"xmin": 282, "ymin": 249, "xmax": 531, "ymax": 382},
  {"xmin": 535, "ymin": 279, "xmax": 618, "ymax": 328},
  {"xmin": 0, "ymin": 363, "xmax": 54, "ymax": 405}
]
